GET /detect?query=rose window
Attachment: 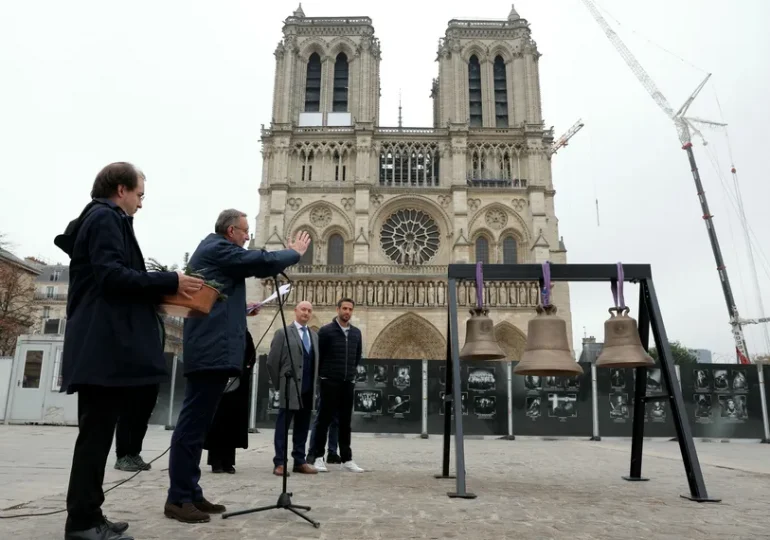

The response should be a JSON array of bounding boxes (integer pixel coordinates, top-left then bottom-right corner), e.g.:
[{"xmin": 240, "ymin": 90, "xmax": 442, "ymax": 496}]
[{"xmin": 380, "ymin": 209, "xmax": 440, "ymax": 265}]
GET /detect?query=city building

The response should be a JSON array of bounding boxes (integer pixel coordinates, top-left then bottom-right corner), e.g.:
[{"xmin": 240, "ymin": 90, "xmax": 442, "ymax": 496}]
[
  {"xmin": 0, "ymin": 248, "xmax": 42, "ymax": 356},
  {"xmin": 249, "ymin": 5, "xmax": 573, "ymax": 360}
]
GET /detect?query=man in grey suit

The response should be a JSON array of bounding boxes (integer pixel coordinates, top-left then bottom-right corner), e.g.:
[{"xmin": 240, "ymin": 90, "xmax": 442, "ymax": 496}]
[{"xmin": 267, "ymin": 300, "xmax": 319, "ymax": 476}]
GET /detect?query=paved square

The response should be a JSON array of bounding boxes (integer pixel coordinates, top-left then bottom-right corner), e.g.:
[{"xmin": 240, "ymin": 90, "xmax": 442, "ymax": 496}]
[{"xmin": 1, "ymin": 425, "xmax": 769, "ymax": 539}]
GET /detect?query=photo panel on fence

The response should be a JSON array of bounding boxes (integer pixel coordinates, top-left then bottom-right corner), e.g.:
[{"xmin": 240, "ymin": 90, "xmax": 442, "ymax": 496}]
[
  {"xmin": 680, "ymin": 364, "xmax": 764, "ymax": 439},
  {"xmin": 149, "ymin": 352, "xmax": 186, "ymax": 427},
  {"xmin": 350, "ymin": 359, "xmax": 422, "ymax": 434},
  {"xmin": 595, "ymin": 364, "xmax": 676, "ymax": 438},
  {"xmin": 510, "ymin": 362, "xmax": 593, "ymax": 437},
  {"xmin": 426, "ymin": 360, "xmax": 508, "ymax": 436}
]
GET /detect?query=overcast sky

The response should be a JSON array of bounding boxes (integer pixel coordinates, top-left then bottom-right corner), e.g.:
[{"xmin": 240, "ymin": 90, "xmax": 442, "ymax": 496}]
[{"xmin": 1, "ymin": 0, "xmax": 768, "ymax": 360}]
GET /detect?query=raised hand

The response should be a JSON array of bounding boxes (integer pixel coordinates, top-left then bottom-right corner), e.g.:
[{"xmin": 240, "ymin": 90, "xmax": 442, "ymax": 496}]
[
  {"xmin": 287, "ymin": 230, "xmax": 311, "ymax": 257},
  {"xmin": 176, "ymin": 271, "xmax": 204, "ymax": 300}
]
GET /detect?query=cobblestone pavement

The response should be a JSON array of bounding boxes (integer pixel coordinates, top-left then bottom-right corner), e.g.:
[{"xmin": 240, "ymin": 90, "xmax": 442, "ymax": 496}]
[{"xmin": 1, "ymin": 425, "xmax": 769, "ymax": 540}]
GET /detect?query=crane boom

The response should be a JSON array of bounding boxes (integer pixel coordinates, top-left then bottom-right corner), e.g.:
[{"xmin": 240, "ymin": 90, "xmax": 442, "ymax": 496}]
[
  {"xmin": 581, "ymin": 0, "xmax": 751, "ymax": 364},
  {"xmin": 550, "ymin": 119, "xmax": 585, "ymax": 155}
]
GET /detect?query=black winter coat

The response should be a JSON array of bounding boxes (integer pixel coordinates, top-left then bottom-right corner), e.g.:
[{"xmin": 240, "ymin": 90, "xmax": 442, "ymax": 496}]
[
  {"xmin": 54, "ymin": 199, "xmax": 179, "ymax": 393},
  {"xmin": 182, "ymin": 233, "xmax": 300, "ymax": 377},
  {"xmin": 317, "ymin": 318, "xmax": 363, "ymax": 383}
]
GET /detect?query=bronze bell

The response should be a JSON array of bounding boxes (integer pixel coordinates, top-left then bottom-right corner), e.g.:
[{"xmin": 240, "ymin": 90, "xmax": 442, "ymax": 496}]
[
  {"xmin": 513, "ymin": 304, "xmax": 584, "ymax": 377},
  {"xmin": 459, "ymin": 307, "xmax": 507, "ymax": 361},
  {"xmin": 595, "ymin": 307, "xmax": 655, "ymax": 368}
]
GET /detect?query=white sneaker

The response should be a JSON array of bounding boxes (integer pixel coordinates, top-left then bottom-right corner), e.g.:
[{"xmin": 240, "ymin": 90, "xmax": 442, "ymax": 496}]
[
  {"xmin": 313, "ymin": 457, "xmax": 328, "ymax": 472},
  {"xmin": 341, "ymin": 460, "xmax": 364, "ymax": 473}
]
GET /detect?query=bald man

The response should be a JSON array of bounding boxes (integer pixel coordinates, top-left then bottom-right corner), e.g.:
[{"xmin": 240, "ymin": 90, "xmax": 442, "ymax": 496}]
[{"xmin": 266, "ymin": 301, "xmax": 319, "ymax": 475}]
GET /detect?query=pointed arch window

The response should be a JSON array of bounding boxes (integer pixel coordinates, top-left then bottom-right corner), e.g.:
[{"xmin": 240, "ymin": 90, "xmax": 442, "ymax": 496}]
[
  {"xmin": 304, "ymin": 53, "xmax": 322, "ymax": 112},
  {"xmin": 493, "ymin": 56, "xmax": 508, "ymax": 128},
  {"xmin": 502, "ymin": 236, "xmax": 518, "ymax": 264},
  {"xmin": 299, "ymin": 231, "xmax": 314, "ymax": 266},
  {"xmin": 333, "ymin": 53, "xmax": 349, "ymax": 112},
  {"xmin": 475, "ymin": 236, "xmax": 490, "ymax": 264},
  {"xmin": 468, "ymin": 55, "xmax": 483, "ymax": 127},
  {"xmin": 327, "ymin": 234, "xmax": 344, "ymax": 271}
]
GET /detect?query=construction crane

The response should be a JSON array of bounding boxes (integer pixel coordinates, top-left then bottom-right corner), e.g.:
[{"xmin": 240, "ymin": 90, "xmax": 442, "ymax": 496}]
[
  {"xmin": 581, "ymin": 0, "xmax": 750, "ymax": 364},
  {"xmin": 550, "ymin": 119, "xmax": 585, "ymax": 155}
]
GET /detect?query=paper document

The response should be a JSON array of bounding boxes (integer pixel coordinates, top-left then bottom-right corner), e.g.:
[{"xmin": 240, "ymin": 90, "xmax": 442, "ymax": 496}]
[{"xmin": 246, "ymin": 284, "xmax": 292, "ymax": 314}]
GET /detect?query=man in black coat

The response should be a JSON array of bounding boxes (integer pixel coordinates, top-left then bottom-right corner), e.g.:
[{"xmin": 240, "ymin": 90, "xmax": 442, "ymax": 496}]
[
  {"xmin": 308, "ymin": 298, "xmax": 365, "ymax": 473},
  {"xmin": 164, "ymin": 210, "xmax": 309, "ymax": 524},
  {"xmin": 54, "ymin": 162, "xmax": 204, "ymax": 540}
]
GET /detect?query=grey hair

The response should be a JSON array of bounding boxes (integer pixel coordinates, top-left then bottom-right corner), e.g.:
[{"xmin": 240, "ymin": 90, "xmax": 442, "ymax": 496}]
[{"xmin": 215, "ymin": 209, "xmax": 247, "ymax": 235}]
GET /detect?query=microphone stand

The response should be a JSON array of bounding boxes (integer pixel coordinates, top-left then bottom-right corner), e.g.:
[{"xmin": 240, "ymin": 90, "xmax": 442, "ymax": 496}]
[{"xmin": 222, "ymin": 274, "xmax": 320, "ymax": 528}]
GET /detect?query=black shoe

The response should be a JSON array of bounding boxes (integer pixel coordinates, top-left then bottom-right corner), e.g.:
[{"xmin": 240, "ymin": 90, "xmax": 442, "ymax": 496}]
[
  {"xmin": 105, "ymin": 518, "xmax": 129, "ymax": 533},
  {"xmin": 65, "ymin": 522, "xmax": 134, "ymax": 540},
  {"xmin": 211, "ymin": 467, "xmax": 224, "ymax": 473},
  {"xmin": 326, "ymin": 452, "xmax": 342, "ymax": 464},
  {"xmin": 224, "ymin": 466, "xmax": 236, "ymax": 474},
  {"xmin": 114, "ymin": 456, "xmax": 141, "ymax": 472},
  {"xmin": 130, "ymin": 454, "xmax": 151, "ymax": 471}
]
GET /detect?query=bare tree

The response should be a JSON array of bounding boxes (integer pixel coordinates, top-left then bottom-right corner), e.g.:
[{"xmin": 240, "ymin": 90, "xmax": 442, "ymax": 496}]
[{"xmin": 0, "ymin": 262, "xmax": 37, "ymax": 355}]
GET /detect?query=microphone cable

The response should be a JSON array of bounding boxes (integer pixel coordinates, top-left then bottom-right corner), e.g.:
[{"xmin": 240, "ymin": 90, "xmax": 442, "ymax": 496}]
[{"xmin": 0, "ymin": 302, "xmax": 284, "ymax": 520}]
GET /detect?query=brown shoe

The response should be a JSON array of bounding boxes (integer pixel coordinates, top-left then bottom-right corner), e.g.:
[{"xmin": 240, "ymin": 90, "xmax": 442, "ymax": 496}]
[
  {"xmin": 292, "ymin": 463, "xmax": 318, "ymax": 474},
  {"xmin": 273, "ymin": 465, "xmax": 289, "ymax": 476},
  {"xmin": 164, "ymin": 502, "xmax": 210, "ymax": 523},
  {"xmin": 194, "ymin": 497, "xmax": 226, "ymax": 514}
]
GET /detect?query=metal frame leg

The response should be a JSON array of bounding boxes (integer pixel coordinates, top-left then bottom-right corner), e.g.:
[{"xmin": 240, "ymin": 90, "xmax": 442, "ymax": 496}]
[
  {"xmin": 623, "ymin": 286, "xmax": 649, "ymax": 481},
  {"xmin": 436, "ymin": 303, "xmax": 456, "ymax": 480},
  {"xmin": 642, "ymin": 278, "xmax": 720, "ymax": 502}
]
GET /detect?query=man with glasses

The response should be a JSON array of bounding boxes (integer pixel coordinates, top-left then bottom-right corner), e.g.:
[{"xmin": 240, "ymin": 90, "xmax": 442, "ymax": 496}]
[{"xmin": 164, "ymin": 209, "xmax": 310, "ymax": 524}]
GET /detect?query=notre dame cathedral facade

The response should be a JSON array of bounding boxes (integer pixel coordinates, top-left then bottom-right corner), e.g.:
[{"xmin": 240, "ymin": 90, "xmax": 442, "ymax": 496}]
[{"xmin": 247, "ymin": 5, "xmax": 574, "ymax": 361}]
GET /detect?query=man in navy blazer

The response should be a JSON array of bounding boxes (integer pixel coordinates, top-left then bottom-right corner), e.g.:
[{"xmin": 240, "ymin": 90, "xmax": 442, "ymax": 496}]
[{"xmin": 164, "ymin": 210, "xmax": 310, "ymax": 524}]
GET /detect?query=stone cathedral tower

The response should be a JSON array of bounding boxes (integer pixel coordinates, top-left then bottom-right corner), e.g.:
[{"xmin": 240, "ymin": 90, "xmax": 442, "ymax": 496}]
[{"xmin": 248, "ymin": 4, "xmax": 574, "ymax": 360}]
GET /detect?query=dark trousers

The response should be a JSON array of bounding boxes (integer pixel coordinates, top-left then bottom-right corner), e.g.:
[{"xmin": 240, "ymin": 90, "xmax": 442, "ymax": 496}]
[
  {"xmin": 308, "ymin": 394, "xmax": 339, "ymax": 457},
  {"xmin": 207, "ymin": 447, "xmax": 236, "ymax": 469},
  {"xmin": 310, "ymin": 379, "xmax": 354, "ymax": 463},
  {"xmin": 167, "ymin": 372, "xmax": 228, "ymax": 504},
  {"xmin": 273, "ymin": 390, "xmax": 313, "ymax": 467},
  {"xmin": 65, "ymin": 386, "xmax": 126, "ymax": 533},
  {"xmin": 115, "ymin": 383, "xmax": 159, "ymax": 458}
]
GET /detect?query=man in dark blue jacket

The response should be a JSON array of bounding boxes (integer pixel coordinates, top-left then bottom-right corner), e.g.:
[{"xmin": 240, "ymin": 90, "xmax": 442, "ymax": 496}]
[
  {"xmin": 164, "ymin": 210, "xmax": 309, "ymax": 524},
  {"xmin": 55, "ymin": 162, "xmax": 204, "ymax": 540},
  {"xmin": 308, "ymin": 298, "xmax": 365, "ymax": 473}
]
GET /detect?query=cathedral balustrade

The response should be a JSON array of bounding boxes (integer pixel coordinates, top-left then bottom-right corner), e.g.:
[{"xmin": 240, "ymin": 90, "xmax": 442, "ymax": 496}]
[{"xmin": 261, "ymin": 277, "xmax": 540, "ymax": 308}]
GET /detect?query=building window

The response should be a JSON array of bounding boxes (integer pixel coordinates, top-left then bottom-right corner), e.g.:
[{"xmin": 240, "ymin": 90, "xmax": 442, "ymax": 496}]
[
  {"xmin": 300, "ymin": 150, "xmax": 314, "ymax": 182},
  {"xmin": 333, "ymin": 53, "xmax": 349, "ymax": 112},
  {"xmin": 334, "ymin": 151, "xmax": 347, "ymax": 182},
  {"xmin": 51, "ymin": 349, "xmax": 62, "ymax": 391},
  {"xmin": 378, "ymin": 142, "xmax": 440, "ymax": 187},
  {"xmin": 304, "ymin": 52, "xmax": 322, "ymax": 112},
  {"xmin": 468, "ymin": 55, "xmax": 483, "ymax": 127},
  {"xmin": 493, "ymin": 56, "xmax": 508, "ymax": 128},
  {"xmin": 327, "ymin": 234, "xmax": 344, "ymax": 271},
  {"xmin": 46, "ymin": 286, "xmax": 55, "ymax": 298},
  {"xmin": 502, "ymin": 236, "xmax": 518, "ymax": 264},
  {"xmin": 51, "ymin": 270, "xmax": 61, "ymax": 281},
  {"xmin": 475, "ymin": 237, "xmax": 490, "ymax": 264},
  {"xmin": 22, "ymin": 350, "xmax": 43, "ymax": 388},
  {"xmin": 43, "ymin": 306, "xmax": 51, "ymax": 319}
]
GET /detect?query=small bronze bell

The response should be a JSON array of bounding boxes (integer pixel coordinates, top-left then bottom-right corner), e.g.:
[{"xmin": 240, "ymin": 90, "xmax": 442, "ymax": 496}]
[
  {"xmin": 595, "ymin": 307, "xmax": 655, "ymax": 368},
  {"xmin": 513, "ymin": 304, "xmax": 584, "ymax": 377},
  {"xmin": 459, "ymin": 307, "xmax": 507, "ymax": 361}
]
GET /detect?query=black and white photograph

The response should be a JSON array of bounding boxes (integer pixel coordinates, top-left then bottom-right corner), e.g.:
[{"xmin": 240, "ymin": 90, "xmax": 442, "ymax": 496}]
[
  {"xmin": 525, "ymin": 396, "xmax": 541, "ymax": 419},
  {"xmin": 354, "ymin": 390, "xmax": 383, "ymax": 415},
  {"xmin": 393, "ymin": 365, "xmax": 411, "ymax": 391},
  {"xmin": 373, "ymin": 364, "xmax": 388, "ymax": 386},
  {"xmin": 543, "ymin": 376, "xmax": 560, "ymax": 390},
  {"xmin": 468, "ymin": 367, "xmax": 496, "ymax": 392},
  {"xmin": 565, "ymin": 375, "xmax": 581, "ymax": 390},
  {"xmin": 610, "ymin": 369, "xmax": 626, "ymax": 389},
  {"xmin": 731, "ymin": 370, "xmax": 748, "ymax": 392},
  {"xmin": 473, "ymin": 396, "xmax": 497, "ymax": 419},
  {"xmin": 388, "ymin": 394, "xmax": 411, "ymax": 417},
  {"xmin": 546, "ymin": 393, "xmax": 577, "ymax": 419},
  {"xmin": 713, "ymin": 369, "xmax": 729, "ymax": 391},
  {"xmin": 609, "ymin": 393, "xmax": 629, "ymax": 420},
  {"xmin": 694, "ymin": 393, "xmax": 712, "ymax": 419},
  {"xmin": 646, "ymin": 401, "xmax": 667, "ymax": 422},
  {"xmin": 268, "ymin": 388, "xmax": 281, "ymax": 412},
  {"xmin": 439, "ymin": 391, "xmax": 468, "ymax": 416},
  {"xmin": 693, "ymin": 369, "xmax": 710, "ymax": 391},
  {"xmin": 718, "ymin": 395, "xmax": 748, "ymax": 419},
  {"xmin": 646, "ymin": 368, "xmax": 662, "ymax": 392},
  {"xmin": 524, "ymin": 375, "xmax": 542, "ymax": 391},
  {"xmin": 355, "ymin": 364, "xmax": 368, "ymax": 384}
]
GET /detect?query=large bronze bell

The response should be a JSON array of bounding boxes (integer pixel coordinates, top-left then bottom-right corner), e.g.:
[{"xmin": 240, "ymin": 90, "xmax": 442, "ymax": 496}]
[
  {"xmin": 595, "ymin": 307, "xmax": 655, "ymax": 368},
  {"xmin": 513, "ymin": 304, "xmax": 584, "ymax": 377},
  {"xmin": 459, "ymin": 307, "xmax": 507, "ymax": 361}
]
